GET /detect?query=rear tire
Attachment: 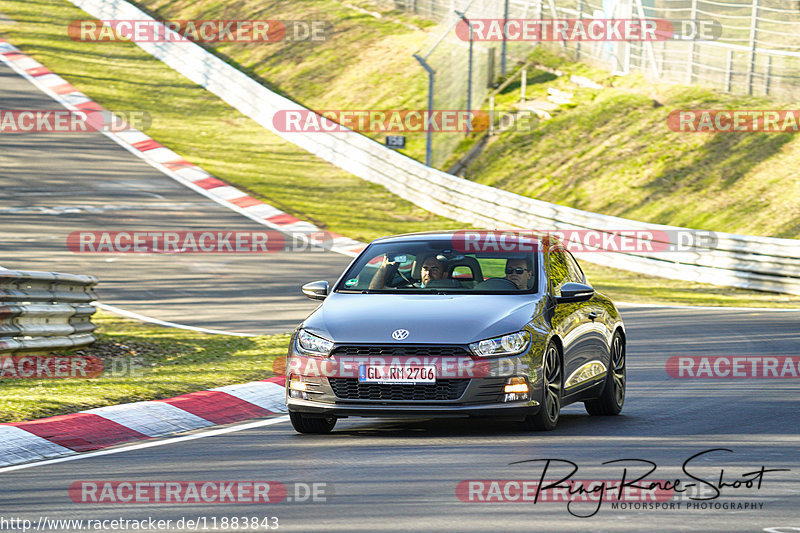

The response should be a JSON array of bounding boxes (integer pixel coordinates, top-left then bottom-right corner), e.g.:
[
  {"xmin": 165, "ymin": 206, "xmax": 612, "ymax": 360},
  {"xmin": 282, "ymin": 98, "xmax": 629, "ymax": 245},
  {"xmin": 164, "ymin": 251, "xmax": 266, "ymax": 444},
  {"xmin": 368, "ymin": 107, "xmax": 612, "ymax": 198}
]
[
  {"xmin": 289, "ymin": 412, "xmax": 337, "ymax": 434},
  {"xmin": 585, "ymin": 331, "xmax": 625, "ymax": 416},
  {"xmin": 521, "ymin": 341, "xmax": 562, "ymax": 431}
]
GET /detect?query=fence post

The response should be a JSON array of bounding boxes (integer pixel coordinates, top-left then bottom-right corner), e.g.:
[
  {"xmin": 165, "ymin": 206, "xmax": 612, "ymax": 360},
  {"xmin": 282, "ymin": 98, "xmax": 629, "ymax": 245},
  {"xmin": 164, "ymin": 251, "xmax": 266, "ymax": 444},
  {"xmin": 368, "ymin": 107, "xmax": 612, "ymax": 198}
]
[
  {"xmin": 687, "ymin": 0, "xmax": 697, "ymax": 83},
  {"xmin": 576, "ymin": 0, "xmax": 584, "ymax": 60},
  {"xmin": 489, "ymin": 95, "xmax": 495, "ymax": 135},
  {"xmin": 725, "ymin": 48, "xmax": 733, "ymax": 92},
  {"xmin": 413, "ymin": 54, "xmax": 435, "ymax": 166},
  {"xmin": 746, "ymin": 0, "xmax": 759, "ymax": 95},
  {"xmin": 501, "ymin": 0, "xmax": 509, "ymax": 76},
  {"xmin": 765, "ymin": 55, "xmax": 772, "ymax": 95},
  {"xmin": 456, "ymin": 10, "xmax": 474, "ymax": 134},
  {"xmin": 487, "ymin": 47, "xmax": 496, "ymax": 87},
  {"xmin": 520, "ymin": 68, "xmax": 527, "ymax": 102}
]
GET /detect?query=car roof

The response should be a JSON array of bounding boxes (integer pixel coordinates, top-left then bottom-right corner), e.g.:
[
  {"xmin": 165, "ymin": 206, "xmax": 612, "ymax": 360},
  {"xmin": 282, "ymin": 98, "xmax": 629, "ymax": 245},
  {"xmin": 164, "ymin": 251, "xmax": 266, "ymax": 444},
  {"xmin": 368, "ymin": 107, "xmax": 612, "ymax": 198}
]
[{"xmin": 370, "ymin": 230, "xmax": 556, "ymax": 247}]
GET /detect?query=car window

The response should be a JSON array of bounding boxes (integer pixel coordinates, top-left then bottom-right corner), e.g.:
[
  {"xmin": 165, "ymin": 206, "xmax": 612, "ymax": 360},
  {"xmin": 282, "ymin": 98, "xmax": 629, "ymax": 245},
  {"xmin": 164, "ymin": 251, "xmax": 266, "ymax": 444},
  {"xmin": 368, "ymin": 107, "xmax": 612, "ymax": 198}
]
[
  {"xmin": 564, "ymin": 250, "xmax": 586, "ymax": 284},
  {"xmin": 548, "ymin": 248, "xmax": 570, "ymax": 295},
  {"xmin": 336, "ymin": 241, "xmax": 539, "ymax": 294}
]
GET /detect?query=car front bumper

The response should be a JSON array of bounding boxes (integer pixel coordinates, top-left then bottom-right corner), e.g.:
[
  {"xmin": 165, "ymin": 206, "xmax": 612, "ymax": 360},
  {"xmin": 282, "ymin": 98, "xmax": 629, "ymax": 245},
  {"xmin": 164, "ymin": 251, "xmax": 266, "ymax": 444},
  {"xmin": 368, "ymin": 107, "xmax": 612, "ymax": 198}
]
[{"xmin": 286, "ymin": 396, "xmax": 540, "ymax": 418}]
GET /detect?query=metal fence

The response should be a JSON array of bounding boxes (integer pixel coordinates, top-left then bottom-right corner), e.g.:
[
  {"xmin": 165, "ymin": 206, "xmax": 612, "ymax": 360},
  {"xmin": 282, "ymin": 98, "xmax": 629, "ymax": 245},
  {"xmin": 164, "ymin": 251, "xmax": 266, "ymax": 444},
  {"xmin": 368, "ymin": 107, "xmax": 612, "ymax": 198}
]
[
  {"xmin": 413, "ymin": 0, "xmax": 496, "ymax": 167},
  {"xmin": 384, "ymin": 0, "xmax": 800, "ymax": 101},
  {"xmin": 0, "ymin": 270, "xmax": 99, "ymax": 354}
]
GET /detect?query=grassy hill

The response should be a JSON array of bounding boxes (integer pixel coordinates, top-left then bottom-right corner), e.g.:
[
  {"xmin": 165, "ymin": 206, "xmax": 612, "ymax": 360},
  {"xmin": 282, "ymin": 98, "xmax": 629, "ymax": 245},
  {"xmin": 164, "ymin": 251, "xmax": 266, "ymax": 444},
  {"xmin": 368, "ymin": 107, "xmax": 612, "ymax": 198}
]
[{"xmin": 133, "ymin": 0, "xmax": 799, "ymax": 238}]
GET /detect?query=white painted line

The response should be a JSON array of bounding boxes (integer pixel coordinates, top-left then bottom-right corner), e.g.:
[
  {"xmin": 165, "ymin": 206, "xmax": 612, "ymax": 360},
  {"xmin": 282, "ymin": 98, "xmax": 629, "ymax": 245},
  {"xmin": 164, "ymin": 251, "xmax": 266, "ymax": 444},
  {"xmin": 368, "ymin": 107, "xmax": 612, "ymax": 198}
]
[
  {"xmin": 174, "ymin": 167, "xmax": 211, "ymax": 182},
  {"xmin": 114, "ymin": 129, "xmax": 151, "ymax": 145},
  {"xmin": 83, "ymin": 401, "xmax": 214, "ymax": 437},
  {"xmin": 11, "ymin": 56, "xmax": 39, "ymax": 70},
  {"xmin": 0, "ymin": 416, "xmax": 290, "ymax": 473},
  {"xmin": 61, "ymin": 93, "xmax": 91, "ymax": 106},
  {"xmin": 143, "ymin": 146, "xmax": 181, "ymax": 163},
  {"xmin": 616, "ymin": 301, "xmax": 800, "ymax": 312},
  {"xmin": 33, "ymin": 74, "xmax": 65, "ymax": 88},
  {"xmin": 208, "ymin": 186, "xmax": 248, "ymax": 201},
  {"xmin": 243, "ymin": 204, "xmax": 283, "ymax": 218},
  {"xmin": 280, "ymin": 221, "xmax": 319, "ymax": 233},
  {"xmin": 0, "ymin": 426, "xmax": 74, "ymax": 466},
  {"xmin": 211, "ymin": 382, "xmax": 287, "ymax": 414},
  {"xmin": 94, "ymin": 302, "xmax": 256, "ymax": 336}
]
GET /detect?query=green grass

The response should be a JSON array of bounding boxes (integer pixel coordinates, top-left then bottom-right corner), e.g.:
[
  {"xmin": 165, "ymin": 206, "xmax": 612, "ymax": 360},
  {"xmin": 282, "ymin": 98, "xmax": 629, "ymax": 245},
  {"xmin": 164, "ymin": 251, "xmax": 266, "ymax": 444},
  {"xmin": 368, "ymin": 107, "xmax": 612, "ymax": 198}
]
[
  {"xmin": 119, "ymin": 0, "xmax": 800, "ymax": 239},
  {"xmin": 0, "ymin": 311, "xmax": 289, "ymax": 423},
  {"xmin": 1, "ymin": 0, "xmax": 798, "ymax": 312},
  {"xmin": 465, "ymin": 49, "xmax": 800, "ymax": 239}
]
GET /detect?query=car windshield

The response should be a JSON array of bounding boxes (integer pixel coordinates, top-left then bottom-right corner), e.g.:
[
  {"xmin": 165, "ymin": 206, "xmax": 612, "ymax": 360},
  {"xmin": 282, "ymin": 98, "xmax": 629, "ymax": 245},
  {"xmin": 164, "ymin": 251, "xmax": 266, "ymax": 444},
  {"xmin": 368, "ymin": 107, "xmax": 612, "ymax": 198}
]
[{"xmin": 335, "ymin": 240, "xmax": 539, "ymax": 294}]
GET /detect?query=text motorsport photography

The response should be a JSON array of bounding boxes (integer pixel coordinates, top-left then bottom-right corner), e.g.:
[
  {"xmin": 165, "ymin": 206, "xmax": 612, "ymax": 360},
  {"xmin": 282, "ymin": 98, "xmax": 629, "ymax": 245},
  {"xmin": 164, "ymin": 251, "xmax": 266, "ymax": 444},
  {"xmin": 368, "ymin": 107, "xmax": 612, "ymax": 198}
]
[{"xmin": 458, "ymin": 449, "xmax": 788, "ymax": 518}]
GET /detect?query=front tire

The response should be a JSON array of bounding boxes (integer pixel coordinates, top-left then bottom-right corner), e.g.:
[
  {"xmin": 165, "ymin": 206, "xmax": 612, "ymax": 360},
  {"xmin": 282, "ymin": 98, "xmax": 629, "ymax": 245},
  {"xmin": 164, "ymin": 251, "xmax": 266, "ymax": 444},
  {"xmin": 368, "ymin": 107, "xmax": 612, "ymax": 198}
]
[
  {"xmin": 289, "ymin": 412, "xmax": 337, "ymax": 434},
  {"xmin": 584, "ymin": 331, "xmax": 625, "ymax": 416},
  {"xmin": 521, "ymin": 341, "xmax": 562, "ymax": 431}
]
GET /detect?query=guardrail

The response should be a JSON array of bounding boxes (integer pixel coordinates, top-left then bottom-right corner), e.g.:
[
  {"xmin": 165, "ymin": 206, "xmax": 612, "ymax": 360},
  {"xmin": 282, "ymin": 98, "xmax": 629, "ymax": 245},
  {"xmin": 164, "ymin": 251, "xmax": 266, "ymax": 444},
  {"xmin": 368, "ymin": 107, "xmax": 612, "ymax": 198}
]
[
  {"xmin": 67, "ymin": 0, "xmax": 800, "ymax": 295},
  {"xmin": 0, "ymin": 270, "xmax": 99, "ymax": 354}
]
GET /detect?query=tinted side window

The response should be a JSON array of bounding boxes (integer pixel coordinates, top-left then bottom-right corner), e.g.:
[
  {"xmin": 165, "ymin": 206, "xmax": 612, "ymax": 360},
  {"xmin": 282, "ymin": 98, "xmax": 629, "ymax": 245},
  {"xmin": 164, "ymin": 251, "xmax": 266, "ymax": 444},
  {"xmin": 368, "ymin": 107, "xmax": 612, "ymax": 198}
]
[
  {"xmin": 548, "ymin": 248, "xmax": 570, "ymax": 295},
  {"xmin": 564, "ymin": 250, "xmax": 586, "ymax": 283}
]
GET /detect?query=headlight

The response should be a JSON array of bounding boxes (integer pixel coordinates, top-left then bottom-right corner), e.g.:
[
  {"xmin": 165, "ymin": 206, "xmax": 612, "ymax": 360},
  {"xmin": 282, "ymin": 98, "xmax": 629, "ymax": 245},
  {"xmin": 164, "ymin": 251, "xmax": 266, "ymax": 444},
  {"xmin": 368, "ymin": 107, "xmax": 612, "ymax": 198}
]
[
  {"xmin": 469, "ymin": 331, "xmax": 530, "ymax": 358},
  {"xmin": 296, "ymin": 329, "xmax": 334, "ymax": 357}
]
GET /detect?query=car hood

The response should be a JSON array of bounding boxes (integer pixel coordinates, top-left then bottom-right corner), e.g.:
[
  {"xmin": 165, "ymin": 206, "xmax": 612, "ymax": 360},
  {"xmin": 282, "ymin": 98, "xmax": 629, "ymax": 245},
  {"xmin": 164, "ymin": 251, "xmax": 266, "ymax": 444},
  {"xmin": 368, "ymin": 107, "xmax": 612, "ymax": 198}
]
[{"xmin": 301, "ymin": 292, "xmax": 546, "ymax": 344}]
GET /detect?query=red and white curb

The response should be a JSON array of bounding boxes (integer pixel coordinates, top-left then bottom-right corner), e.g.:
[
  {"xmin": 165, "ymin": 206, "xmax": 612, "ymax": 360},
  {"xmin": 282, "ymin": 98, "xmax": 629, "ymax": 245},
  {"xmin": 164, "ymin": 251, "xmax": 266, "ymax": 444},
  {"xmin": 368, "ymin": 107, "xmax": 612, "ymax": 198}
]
[
  {"xmin": 0, "ymin": 37, "xmax": 366, "ymax": 257},
  {"xmin": 0, "ymin": 376, "xmax": 286, "ymax": 467}
]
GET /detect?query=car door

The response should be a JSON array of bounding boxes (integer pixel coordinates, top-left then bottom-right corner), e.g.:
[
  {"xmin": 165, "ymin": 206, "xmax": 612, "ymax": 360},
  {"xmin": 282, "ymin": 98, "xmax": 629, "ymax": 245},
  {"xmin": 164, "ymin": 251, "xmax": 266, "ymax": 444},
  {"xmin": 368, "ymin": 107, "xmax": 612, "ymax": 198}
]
[
  {"xmin": 548, "ymin": 246, "xmax": 594, "ymax": 395},
  {"xmin": 563, "ymin": 250, "xmax": 610, "ymax": 383}
]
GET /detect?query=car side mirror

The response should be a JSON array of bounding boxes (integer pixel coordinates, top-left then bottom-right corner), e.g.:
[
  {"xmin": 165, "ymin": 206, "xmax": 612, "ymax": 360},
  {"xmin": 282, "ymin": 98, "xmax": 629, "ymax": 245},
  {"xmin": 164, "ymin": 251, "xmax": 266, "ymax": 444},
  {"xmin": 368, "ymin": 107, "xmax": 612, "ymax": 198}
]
[
  {"xmin": 556, "ymin": 282, "xmax": 594, "ymax": 303},
  {"xmin": 302, "ymin": 280, "xmax": 329, "ymax": 301}
]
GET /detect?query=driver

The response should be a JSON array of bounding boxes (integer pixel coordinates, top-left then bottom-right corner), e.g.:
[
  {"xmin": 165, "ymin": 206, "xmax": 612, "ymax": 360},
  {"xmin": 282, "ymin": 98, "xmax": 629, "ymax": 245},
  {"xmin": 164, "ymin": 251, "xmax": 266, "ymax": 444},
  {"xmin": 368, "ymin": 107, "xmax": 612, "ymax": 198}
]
[
  {"xmin": 505, "ymin": 257, "xmax": 533, "ymax": 290},
  {"xmin": 369, "ymin": 254, "xmax": 450, "ymax": 289},
  {"xmin": 420, "ymin": 256, "xmax": 447, "ymax": 287}
]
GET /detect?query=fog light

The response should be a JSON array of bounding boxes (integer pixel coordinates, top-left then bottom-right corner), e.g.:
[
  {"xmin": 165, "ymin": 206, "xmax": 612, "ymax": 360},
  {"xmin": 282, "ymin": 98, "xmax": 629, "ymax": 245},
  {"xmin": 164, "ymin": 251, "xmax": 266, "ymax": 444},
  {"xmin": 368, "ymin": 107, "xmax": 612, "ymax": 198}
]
[
  {"xmin": 288, "ymin": 374, "xmax": 309, "ymax": 400},
  {"xmin": 504, "ymin": 377, "xmax": 529, "ymax": 394},
  {"xmin": 503, "ymin": 376, "xmax": 530, "ymax": 402},
  {"xmin": 289, "ymin": 381, "xmax": 308, "ymax": 392}
]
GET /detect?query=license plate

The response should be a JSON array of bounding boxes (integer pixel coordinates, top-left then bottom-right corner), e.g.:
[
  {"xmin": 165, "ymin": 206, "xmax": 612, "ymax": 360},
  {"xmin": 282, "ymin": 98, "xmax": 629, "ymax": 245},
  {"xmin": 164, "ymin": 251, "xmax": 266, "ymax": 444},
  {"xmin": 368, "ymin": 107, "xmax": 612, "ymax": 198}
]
[{"xmin": 358, "ymin": 365, "xmax": 436, "ymax": 384}]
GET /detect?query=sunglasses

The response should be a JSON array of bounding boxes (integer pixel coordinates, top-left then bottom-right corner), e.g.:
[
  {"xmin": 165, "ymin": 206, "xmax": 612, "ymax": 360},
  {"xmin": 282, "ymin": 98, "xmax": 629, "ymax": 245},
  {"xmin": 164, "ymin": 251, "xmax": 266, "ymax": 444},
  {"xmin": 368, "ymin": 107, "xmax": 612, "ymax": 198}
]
[{"xmin": 505, "ymin": 267, "xmax": 528, "ymax": 275}]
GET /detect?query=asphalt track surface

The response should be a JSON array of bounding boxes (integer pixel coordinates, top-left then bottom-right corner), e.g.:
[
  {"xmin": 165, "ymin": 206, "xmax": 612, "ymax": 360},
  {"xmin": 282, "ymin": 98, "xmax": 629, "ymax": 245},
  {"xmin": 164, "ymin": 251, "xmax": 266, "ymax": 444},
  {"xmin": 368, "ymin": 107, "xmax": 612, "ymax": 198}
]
[
  {"xmin": 1, "ymin": 50, "xmax": 799, "ymax": 533},
  {"xmin": 0, "ymin": 61, "xmax": 351, "ymax": 335},
  {"xmin": 0, "ymin": 307, "xmax": 798, "ymax": 532}
]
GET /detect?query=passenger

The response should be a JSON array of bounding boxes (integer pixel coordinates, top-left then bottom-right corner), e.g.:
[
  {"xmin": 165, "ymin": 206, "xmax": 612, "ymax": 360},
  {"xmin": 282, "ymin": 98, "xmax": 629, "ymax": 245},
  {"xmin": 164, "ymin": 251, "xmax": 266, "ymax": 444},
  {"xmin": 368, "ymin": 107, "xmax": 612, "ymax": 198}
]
[{"xmin": 505, "ymin": 257, "xmax": 533, "ymax": 290}]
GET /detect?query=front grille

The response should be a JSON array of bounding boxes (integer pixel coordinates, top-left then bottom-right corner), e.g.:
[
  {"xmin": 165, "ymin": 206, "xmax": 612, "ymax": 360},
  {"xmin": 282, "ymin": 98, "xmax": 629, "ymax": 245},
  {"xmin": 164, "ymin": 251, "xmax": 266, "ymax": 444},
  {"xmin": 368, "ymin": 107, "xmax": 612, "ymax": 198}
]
[
  {"xmin": 331, "ymin": 345, "xmax": 470, "ymax": 358},
  {"xmin": 328, "ymin": 378, "xmax": 470, "ymax": 401}
]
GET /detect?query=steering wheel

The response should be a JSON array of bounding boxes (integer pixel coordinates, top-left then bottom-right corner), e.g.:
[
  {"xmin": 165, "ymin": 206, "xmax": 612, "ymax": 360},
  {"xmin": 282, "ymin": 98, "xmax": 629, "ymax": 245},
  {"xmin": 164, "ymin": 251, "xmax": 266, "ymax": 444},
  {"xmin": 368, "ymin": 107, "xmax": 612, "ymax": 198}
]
[{"xmin": 476, "ymin": 277, "xmax": 519, "ymax": 290}]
